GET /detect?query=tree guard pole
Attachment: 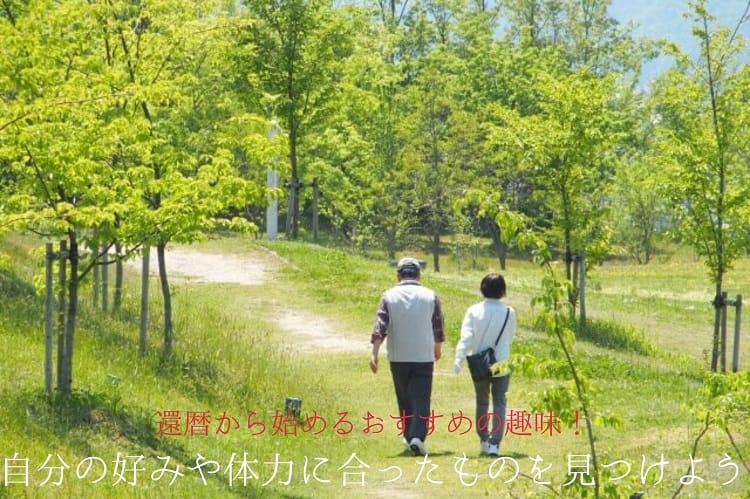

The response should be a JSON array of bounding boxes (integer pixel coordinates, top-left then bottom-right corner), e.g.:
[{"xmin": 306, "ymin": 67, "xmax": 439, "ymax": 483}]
[
  {"xmin": 721, "ymin": 291, "xmax": 728, "ymax": 372},
  {"xmin": 114, "ymin": 242, "xmax": 123, "ymax": 312},
  {"xmin": 57, "ymin": 240, "xmax": 67, "ymax": 392},
  {"xmin": 286, "ymin": 181, "xmax": 296, "ymax": 238},
  {"xmin": 44, "ymin": 243, "xmax": 54, "ymax": 395},
  {"xmin": 92, "ymin": 249, "xmax": 100, "ymax": 307},
  {"xmin": 266, "ymin": 122, "xmax": 280, "ymax": 241},
  {"xmin": 139, "ymin": 247, "xmax": 150, "ymax": 355},
  {"xmin": 266, "ymin": 169, "xmax": 279, "ymax": 240},
  {"xmin": 312, "ymin": 177, "xmax": 319, "ymax": 243},
  {"xmin": 569, "ymin": 250, "xmax": 578, "ymax": 312},
  {"xmin": 101, "ymin": 243, "xmax": 109, "ymax": 313},
  {"xmin": 732, "ymin": 294, "xmax": 742, "ymax": 373},
  {"xmin": 578, "ymin": 253, "xmax": 586, "ymax": 331}
]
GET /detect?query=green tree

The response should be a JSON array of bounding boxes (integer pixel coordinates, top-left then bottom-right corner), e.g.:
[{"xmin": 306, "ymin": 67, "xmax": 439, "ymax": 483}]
[
  {"xmin": 609, "ymin": 101, "xmax": 670, "ymax": 265},
  {"xmin": 1, "ymin": 0, "xmax": 138, "ymax": 393},
  {"xmin": 386, "ymin": 0, "xmax": 487, "ymax": 270},
  {"xmin": 498, "ymin": 0, "xmax": 652, "ymax": 78},
  {"xmin": 610, "ymin": 158, "xmax": 668, "ymax": 264},
  {"xmin": 1, "ymin": 0, "xmax": 270, "ymax": 396},
  {"xmin": 358, "ymin": 1, "xmax": 419, "ymax": 258},
  {"xmin": 96, "ymin": 0, "xmax": 269, "ymax": 356},
  {"xmin": 402, "ymin": 68, "xmax": 480, "ymax": 272},
  {"xmin": 447, "ymin": 3, "xmax": 533, "ymax": 269},
  {"xmin": 651, "ymin": 0, "xmax": 750, "ymax": 371},
  {"xmin": 398, "ymin": 0, "xmax": 483, "ymax": 271},
  {"xmin": 486, "ymin": 68, "xmax": 623, "ymax": 311},
  {"xmin": 312, "ymin": 1, "xmax": 420, "ymax": 257},
  {"xmin": 239, "ymin": 0, "xmax": 353, "ymax": 240},
  {"xmin": 374, "ymin": 0, "xmax": 412, "ymax": 28}
]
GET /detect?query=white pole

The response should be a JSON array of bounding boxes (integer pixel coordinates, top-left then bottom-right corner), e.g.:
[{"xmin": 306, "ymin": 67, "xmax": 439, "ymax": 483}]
[
  {"xmin": 266, "ymin": 121, "xmax": 279, "ymax": 240},
  {"xmin": 266, "ymin": 169, "xmax": 279, "ymax": 240}
]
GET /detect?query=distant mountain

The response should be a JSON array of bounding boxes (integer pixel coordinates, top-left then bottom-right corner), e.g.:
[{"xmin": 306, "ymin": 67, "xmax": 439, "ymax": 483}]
[{"xmin": 609, "ymin": 0, "xmax": 750, "ymax": 86}]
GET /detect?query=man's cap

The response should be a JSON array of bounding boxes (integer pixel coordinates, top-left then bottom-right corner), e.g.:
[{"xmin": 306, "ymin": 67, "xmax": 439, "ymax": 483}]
[{"xmin": 397, "ymin": 257, "xmax": 421, "ymax": 276}]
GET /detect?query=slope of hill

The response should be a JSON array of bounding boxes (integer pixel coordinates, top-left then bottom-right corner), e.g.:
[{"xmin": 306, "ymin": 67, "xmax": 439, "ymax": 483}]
[{"xmin": 2, "ymin": 233, "xmax": 750, "ymax": 497}]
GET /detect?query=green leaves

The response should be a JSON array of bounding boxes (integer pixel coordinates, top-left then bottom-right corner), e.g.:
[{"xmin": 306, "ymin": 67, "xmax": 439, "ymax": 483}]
[
  {"xmin": 649, "ymin": 1, "xmax": 750, "ymax": 288},
  {"xmin": 698, "ymin": 371, "xmax": 750, "ymax": 427},
  {"xmin": 0, "ymin": 0, "xmax": 279, "ymax": 369},
  {"xmin": 484, "ymin": 66, "xmax": 622, "ymax": 276}
]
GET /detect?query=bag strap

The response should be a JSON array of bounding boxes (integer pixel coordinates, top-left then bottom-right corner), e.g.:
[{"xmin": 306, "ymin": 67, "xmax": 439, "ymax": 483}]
[{"xmin": 491, "ymin": 309, "xmax": 511, "ymax": 348}]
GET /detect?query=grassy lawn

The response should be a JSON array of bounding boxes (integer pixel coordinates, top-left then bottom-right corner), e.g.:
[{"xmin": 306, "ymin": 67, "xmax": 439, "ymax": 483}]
[{"xmin": 1, "ymin": 233, "xmax": 748, "ymax": 498}]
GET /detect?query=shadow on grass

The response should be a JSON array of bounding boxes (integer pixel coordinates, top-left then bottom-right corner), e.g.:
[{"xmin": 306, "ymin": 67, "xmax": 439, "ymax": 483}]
[
  {"xmin": 19, "ymin": 388, "xmax": 190, "ymax": 462},
  {"xmin": 14, "ymin": 388, "xmax": 267, "ymax": 497}
]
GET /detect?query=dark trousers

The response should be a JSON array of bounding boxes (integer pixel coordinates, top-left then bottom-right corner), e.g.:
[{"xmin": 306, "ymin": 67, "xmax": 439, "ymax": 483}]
[{"xmin": 389, "ymin": 362, "xmax": 434, "ymax": 442}]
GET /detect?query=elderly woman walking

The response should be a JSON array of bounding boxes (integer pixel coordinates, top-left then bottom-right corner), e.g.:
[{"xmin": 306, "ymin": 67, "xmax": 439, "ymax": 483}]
[{"xmin": 454, "ymin": 273, "xmax": 517, "ymax": 457}]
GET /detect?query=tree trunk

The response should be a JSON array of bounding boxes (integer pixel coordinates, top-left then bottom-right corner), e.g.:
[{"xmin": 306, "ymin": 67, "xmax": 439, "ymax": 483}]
[
  {"xmin": 488, "ymin": 222, "xmax": 507, "ymax": 270},
  {"xmin": 286, "ymin": 183, "xmax": 296, "ymax": 239},
  {"xmin": 565, "ymin": 247, "xmax": 580, "ymax": 313},
  {"xmin": 711, "ymin": 282, "xmax": 723, "ymax": 372},
  {"xmin": 562, "ymin": 183, "xmax": 579, "ymax": 311},
  {"xmin": 432, "ymin": 230, "xmax": 441, "ymax": 273},
  {"xmin": 60, "ymin": 231, "xmax": 79, "ymax": 395},
  {"xmin": 156, "ymin": 243, "xmax": 173, "ymax": 356},
  {"xmin": 385, "ymin": 228, "xmax": 397, "ymax": 261},
  {"xmin": 289, "ymin": 122, "xmax": 300, "ymax": 240}
]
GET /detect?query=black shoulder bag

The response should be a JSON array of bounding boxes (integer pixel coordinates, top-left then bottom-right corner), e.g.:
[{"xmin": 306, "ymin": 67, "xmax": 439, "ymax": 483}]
[{"xmin": 465, "ymin": 309, "xmax": 510, "ymax": 382}]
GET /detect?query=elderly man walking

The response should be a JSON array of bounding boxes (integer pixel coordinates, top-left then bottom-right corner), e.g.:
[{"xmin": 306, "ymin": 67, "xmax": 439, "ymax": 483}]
[{"xmin": 369, "ymin": 257, "xmax": 445, "ymax": 456}]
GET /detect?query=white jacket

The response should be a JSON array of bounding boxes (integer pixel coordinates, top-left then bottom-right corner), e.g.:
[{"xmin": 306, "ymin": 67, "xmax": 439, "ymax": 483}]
[{"xmin": 455, "ymin": 299, "xmax": 516, "ymax": 373}]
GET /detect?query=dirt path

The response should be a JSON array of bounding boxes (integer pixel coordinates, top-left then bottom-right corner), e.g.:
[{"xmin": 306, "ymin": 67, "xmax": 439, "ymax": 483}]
[
  {"xmin": 143, "ymin": 248, "xmax": 273, "ymax": 285},
  {"xmin": 141, "ymin": 246, "xmax": 366, "ymax": 353}
]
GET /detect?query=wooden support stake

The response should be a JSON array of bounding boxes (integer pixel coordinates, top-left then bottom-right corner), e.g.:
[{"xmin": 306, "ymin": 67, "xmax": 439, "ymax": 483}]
[
  {"xmin": 44, "ymin": 243, "xmax": 54, "ymax": 395},
  {"xmin": 721, "ymin": 291, "xmax": 728, "ymax": 372},
  {"xmin": 56, "ymin": 240, "xmax": 67, "ymax": 392},
  {"xmin": 101, "ymin": 244, "xmax": 109, "ymax": 313},
  {"xmin": 732, "ymin": 294, "xmax": 742, "ymax": 373},
  {"xmin": 139, "ymin": 247, "xmax": 150, "ymax": 355},
  {"xmin": 312, "ymin": 177, "xmax": 319, "ymax": 243}
]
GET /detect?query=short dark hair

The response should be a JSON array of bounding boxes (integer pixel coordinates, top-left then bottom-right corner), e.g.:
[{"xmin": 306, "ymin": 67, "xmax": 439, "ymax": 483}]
[{"xmin": 480, "ymin": 273, "xmax": 506, "ymax": 299}]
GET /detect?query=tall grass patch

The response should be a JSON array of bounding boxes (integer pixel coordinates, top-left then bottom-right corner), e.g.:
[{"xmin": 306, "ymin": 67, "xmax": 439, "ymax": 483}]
[
  {"xmin": 0, "ymin": 239, "xmax": 355, "ymax": 497},
  {"xmin": 576, "ymin": 317, "xmax": 657, "ymax": 355}
]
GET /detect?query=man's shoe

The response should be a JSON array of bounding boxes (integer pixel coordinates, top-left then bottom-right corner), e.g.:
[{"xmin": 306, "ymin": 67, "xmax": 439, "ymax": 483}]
[
  {"xmin": 402, "ymin": 437, "xmax": 410, "ymax": 452},
  {"xmin": 487, "ymin": 443, "xmax": 500, "ymax": 457},
  {"xmin": 480, "ymin": 440, "xmax": 491, "ymax": 455},
  {"xmin": 409, "ymin": 437, "xmax": 427, "ymax": 456}
]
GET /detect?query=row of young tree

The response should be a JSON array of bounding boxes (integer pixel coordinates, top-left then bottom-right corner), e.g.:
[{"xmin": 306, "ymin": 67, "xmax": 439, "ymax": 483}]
[{"xmin": 1, "ymin": 0, "xmax": 749, "ymax": 391}]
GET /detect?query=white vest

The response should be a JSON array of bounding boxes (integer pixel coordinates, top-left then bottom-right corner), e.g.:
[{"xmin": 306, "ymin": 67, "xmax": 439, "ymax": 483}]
[{"xmin": 383, "ymin": 281, "xmax": 436, "ymax": 362}]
